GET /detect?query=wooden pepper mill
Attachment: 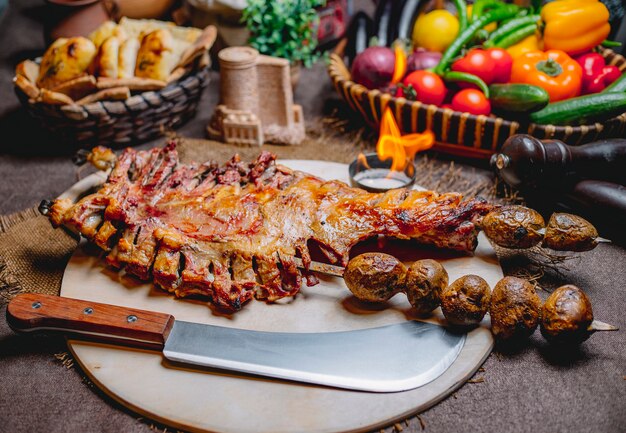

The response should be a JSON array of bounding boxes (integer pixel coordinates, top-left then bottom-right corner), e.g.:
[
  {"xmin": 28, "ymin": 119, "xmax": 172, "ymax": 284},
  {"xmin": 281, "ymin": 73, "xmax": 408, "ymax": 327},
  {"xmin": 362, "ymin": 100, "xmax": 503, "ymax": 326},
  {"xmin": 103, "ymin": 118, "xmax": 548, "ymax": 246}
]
[
  {"xmin": 491, "ymin": 134, "xmax": 626, "ymax": 190},
  {"xmin": 493, "ymin": 134, "xmax": 626, "ymax": 244}
]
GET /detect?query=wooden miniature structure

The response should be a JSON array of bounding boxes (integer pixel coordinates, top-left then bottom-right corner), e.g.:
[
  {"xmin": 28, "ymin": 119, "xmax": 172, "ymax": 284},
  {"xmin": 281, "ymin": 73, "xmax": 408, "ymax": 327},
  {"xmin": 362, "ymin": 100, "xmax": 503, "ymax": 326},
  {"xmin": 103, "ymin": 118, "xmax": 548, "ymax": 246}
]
[{"xmin": 208, "ymin": 46, "xmax": 305, "ymax": 146}]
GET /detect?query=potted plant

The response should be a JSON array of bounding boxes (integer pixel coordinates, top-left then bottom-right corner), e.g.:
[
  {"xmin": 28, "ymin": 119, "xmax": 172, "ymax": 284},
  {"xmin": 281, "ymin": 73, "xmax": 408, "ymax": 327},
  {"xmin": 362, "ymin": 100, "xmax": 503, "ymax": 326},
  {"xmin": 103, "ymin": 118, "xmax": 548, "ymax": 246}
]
[{"xmin": 242, "ymin": 0, "xmax": 324, "ymax": 87}]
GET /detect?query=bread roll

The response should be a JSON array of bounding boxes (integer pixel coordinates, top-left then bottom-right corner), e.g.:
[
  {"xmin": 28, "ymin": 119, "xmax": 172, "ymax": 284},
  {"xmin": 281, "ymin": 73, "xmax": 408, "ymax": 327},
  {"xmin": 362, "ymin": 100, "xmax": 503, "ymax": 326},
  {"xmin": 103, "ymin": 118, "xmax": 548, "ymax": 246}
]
[
  {"xmin": 135, "ymin": 29, "xmax": 176, "ymax": 81},
  {"xmin": 118, "ymin": 37, "xmax": 140, "ymax": 78}
]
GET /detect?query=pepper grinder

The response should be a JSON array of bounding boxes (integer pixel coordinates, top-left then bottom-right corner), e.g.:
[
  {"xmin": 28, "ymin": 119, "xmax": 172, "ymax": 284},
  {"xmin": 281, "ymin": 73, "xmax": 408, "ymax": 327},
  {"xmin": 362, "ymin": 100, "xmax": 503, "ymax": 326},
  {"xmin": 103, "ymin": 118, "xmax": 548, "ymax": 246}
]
[{"xmin": 491, "ymin": 134, "xmax": 626, "ymax": 190}]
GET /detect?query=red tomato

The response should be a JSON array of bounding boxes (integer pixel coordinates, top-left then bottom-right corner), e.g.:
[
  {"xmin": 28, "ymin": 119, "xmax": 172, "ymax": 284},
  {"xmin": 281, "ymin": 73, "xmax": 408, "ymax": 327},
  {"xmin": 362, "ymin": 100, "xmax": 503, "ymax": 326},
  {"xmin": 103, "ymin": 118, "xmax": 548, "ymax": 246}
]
[
  {"xmin": 451, "ymin": 49, "xmax": 496, "ymax": 85},
  {"xmin": 396, "ymin": 70, "xmax": 446, "ymax": 106},
  {"xmin": 451, "ymin": 89, "xmax": 491, "ymax": 115},
  {"xmin": 486, "ymin": 48, "xmax": 513, "ymax": 83}
]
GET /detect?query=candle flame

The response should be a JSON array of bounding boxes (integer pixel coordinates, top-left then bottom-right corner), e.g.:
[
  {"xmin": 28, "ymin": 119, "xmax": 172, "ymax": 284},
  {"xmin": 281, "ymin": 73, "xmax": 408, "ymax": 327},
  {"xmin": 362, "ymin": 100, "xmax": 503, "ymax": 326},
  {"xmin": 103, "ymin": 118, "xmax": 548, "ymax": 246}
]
[{"xmin": 376, "ymin": 108, "xmax": 435, "ymax": 171}]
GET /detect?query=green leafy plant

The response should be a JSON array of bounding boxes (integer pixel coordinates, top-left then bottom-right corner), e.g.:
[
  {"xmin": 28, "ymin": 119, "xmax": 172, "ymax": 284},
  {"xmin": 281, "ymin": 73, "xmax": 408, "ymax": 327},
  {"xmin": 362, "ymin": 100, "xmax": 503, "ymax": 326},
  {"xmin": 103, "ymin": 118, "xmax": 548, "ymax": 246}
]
[{"xmin": 242, "ymin": 0, "xmax": 325, "ymax": 68}]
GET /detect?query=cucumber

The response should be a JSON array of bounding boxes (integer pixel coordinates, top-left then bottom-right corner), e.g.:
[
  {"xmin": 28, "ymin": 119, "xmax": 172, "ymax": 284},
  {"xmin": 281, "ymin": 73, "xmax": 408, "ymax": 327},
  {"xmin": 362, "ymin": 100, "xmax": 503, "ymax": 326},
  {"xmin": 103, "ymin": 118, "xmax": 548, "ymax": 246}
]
[
  {"xmin": 489, "ymin": 84, "xmax": 549, "ymax": 113},
  {"xmin": 530, "ymin": 92, "xmax": 626, "ymax": 125},
  {"xmin": 603, "ymin": 70, "xmax": 626, "ymax": 93}
]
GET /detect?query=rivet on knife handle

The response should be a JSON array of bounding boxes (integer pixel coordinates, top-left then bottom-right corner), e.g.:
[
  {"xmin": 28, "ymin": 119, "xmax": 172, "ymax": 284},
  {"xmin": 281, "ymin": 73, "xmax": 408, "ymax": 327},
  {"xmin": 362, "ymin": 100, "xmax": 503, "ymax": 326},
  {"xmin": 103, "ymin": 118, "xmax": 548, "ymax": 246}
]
[{"xmin": 6, "ymin": 293, "xmax": 175, "ymax": 349}]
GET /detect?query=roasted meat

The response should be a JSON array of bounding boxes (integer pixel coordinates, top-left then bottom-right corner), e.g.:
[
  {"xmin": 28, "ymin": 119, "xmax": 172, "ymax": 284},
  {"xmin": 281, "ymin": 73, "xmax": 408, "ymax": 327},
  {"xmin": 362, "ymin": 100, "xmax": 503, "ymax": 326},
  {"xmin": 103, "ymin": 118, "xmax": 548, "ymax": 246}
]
[{"xmin": 46, "ymin": 143, "xmax": 493, "ymax": 311}]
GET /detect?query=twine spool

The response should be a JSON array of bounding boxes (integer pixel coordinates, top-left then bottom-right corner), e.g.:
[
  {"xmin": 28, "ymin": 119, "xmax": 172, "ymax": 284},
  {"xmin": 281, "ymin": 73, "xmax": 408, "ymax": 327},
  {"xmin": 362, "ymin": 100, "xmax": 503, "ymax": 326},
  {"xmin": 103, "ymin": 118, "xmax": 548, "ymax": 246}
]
[{"xmin": 218, "ymin": 47, "xmax": 260, "ymax": 114}]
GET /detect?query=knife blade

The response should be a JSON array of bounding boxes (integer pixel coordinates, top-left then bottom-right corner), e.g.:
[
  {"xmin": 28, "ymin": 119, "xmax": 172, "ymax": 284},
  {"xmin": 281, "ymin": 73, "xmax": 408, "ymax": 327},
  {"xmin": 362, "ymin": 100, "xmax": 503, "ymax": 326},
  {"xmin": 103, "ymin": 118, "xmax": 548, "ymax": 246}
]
[{"xmin": 6, "ymin": 293, "xmax": 465, "ymax": 392}]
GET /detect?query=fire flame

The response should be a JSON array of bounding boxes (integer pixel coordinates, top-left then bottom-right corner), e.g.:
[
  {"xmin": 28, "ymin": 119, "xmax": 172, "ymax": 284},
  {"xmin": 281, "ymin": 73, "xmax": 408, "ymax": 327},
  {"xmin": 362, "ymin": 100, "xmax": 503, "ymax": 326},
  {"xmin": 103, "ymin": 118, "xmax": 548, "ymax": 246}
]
[{"xmin": 376, "ymin": 108, "xmax": 435, "ymax": 171}]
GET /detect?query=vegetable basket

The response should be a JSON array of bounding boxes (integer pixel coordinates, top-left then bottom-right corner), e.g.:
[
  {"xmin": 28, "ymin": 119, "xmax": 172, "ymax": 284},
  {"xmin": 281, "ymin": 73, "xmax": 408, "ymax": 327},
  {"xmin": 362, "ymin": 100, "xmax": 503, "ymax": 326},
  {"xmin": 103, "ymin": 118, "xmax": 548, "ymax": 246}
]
[
  {"xmin": 14, "ymin": 67, "xmax": 210, "ymax": 149},
  {"xmin": 328, "ymin": 43, "xmax": 626, "ymax": 159}
]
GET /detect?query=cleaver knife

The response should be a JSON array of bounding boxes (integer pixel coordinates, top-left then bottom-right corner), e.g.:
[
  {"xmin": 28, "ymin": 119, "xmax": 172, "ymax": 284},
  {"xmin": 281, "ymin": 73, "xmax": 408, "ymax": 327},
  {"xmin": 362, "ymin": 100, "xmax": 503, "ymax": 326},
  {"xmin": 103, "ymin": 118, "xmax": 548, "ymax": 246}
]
[{"xmin": 6, "ymin": 293, "xmax": 465, "ymax": 393}]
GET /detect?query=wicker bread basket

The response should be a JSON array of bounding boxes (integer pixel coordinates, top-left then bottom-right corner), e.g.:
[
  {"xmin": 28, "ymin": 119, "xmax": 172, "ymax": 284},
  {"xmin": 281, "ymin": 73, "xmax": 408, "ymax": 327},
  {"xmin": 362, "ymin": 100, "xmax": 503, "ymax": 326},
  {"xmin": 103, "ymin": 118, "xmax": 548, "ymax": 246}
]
[
  {"xmin": 14, "ymin": 67, "xmax": 210, "ymax": 148},
  {"xmin": 328, "ymin": 44, "xmax": 626, "ymax": 159}
]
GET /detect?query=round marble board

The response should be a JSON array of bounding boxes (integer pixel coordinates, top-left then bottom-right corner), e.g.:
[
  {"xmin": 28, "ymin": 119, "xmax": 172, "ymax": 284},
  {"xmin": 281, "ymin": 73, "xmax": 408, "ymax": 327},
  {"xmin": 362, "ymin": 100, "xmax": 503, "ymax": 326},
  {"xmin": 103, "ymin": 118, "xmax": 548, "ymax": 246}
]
[{"xmin": 59, "ymin": 159, "xmax": 502, "ymax": 433}]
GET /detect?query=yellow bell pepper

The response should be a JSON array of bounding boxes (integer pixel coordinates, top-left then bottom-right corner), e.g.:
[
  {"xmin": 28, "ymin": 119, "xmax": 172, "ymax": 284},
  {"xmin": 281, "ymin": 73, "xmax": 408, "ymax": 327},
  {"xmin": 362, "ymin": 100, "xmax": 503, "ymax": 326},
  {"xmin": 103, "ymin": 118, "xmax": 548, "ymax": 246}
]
[
  {"xmin": 541, "ymin": 0, "xmax": 610, "ymax": 55},
  {"xmin": 507, "ymin": 35, "xmax": 541, "ymax": 58}
]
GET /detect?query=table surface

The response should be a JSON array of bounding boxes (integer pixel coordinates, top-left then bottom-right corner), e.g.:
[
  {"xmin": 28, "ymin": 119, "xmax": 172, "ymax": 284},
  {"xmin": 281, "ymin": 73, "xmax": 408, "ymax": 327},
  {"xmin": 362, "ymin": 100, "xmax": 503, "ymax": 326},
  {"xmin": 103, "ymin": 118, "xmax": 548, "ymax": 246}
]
[{"xmin": 1, "ymin": 1, "xmax": 625, "ymax": 433}]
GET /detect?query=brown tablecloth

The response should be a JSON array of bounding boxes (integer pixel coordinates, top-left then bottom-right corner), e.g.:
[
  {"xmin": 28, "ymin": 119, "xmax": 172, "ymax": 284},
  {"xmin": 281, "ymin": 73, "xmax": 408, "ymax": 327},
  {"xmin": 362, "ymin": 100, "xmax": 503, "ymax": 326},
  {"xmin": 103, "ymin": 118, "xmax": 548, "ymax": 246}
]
[{"xmin": 1, "ymin": 1, "xmax": 625, "ymax": 433}]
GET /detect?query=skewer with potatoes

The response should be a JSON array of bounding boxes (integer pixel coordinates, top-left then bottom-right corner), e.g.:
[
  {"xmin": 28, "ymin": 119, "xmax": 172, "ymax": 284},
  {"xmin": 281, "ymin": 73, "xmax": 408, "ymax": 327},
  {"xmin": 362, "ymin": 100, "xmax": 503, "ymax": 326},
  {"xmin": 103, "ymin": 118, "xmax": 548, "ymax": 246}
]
[
  {"xmin": 481, "ymin": 206, "xmax": 606, "ymax": 252},
  {"xmin": 342, "ymin": 251, "xmax": 617, "ymax": 344}
]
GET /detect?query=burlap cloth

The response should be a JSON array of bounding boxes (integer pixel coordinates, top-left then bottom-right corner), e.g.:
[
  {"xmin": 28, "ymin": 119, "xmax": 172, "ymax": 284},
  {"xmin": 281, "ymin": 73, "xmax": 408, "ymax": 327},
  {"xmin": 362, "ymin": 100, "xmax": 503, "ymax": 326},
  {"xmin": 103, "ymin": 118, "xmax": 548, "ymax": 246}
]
[{"xmin": 1, "ymin": 1, "xmax": 625, "ymax": 432}]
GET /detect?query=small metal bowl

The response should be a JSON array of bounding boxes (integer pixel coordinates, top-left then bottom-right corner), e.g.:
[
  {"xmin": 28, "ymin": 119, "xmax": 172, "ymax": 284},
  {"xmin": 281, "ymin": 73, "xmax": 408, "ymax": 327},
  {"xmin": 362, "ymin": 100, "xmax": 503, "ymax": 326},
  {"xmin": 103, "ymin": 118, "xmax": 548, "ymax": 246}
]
[{"xmin": 349, "ymin": 153, "xmax": 416, "ymax": 193}]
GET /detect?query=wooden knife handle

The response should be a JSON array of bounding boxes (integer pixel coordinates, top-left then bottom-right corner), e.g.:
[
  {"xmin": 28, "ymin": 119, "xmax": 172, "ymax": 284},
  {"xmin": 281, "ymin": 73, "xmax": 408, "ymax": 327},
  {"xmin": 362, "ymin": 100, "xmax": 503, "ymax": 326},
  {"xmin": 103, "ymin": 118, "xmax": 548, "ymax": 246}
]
[{"xmin": 6, "ymin": 293, "xmax": 175, "ymax": 350}]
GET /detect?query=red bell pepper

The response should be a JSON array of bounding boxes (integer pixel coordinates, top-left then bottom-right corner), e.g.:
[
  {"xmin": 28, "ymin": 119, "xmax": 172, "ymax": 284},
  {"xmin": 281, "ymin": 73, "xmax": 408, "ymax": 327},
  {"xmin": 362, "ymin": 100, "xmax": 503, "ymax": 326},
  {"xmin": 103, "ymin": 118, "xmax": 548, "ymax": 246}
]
[{"xmin": 575, "ymin": 52, "xmax": 622, "ymax": 94}]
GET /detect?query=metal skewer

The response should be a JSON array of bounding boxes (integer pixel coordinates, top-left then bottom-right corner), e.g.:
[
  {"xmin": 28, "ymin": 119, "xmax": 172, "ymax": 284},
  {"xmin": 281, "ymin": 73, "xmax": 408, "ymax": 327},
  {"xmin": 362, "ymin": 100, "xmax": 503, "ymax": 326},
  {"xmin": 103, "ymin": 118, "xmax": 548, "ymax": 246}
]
[{"xmin": 293, "ymin": 257, "xmax": 344, "ymax": 278}]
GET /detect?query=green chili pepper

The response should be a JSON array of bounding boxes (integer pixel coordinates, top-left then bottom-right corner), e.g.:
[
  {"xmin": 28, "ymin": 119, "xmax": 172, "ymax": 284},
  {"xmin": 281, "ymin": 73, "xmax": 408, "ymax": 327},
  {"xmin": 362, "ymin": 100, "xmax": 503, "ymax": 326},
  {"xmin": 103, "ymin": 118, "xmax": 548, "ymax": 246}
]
[
  {"xmin": 483, "ymin": 14, "xmax": 540, "ymax": 47},
  {"xmin": 452, "ymin": 0, "xmax": 469, "ymax": 32},
  {"xmin": 601, "ymin": 39, "xmax": 622, "ymax": 48},
  {"xmin": 434, "ymin": 4, "xmax": 520, "ymax": 75},
  {"xmin": 473, "ymin": 29, "xmax": 490, "ymax": 45},
  {"xmin": 443, "ymin": 71, "xmax": 490, "ymax": 97},
  {"xmin": 471, "ymin": 0, "xmax": 505, "ymax": 21},
  {"xmin": 493, "ymin": 23, "xmax": 537, "ymax": 48}
]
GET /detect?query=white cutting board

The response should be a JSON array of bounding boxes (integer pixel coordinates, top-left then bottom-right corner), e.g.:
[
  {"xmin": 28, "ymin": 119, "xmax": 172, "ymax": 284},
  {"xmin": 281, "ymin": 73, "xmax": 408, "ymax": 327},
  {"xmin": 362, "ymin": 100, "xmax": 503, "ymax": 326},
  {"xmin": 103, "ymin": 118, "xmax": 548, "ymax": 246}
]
[{"xmin": 59, "ymin": 160, "xmax": 501, "ymax": 433}]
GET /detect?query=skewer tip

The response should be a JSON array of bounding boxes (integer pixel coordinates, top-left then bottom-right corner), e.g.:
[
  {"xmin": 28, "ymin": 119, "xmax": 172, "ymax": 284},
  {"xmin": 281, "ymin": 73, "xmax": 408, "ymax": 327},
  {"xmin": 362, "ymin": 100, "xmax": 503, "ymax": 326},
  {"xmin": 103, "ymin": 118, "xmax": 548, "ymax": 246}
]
[
  {"xmin": 38, "ymin": 199, "xmax": 53, "ymax": 216},
  {"xmin": 588, "ymin": 320, "xmax": 618, "ymax": 332}
]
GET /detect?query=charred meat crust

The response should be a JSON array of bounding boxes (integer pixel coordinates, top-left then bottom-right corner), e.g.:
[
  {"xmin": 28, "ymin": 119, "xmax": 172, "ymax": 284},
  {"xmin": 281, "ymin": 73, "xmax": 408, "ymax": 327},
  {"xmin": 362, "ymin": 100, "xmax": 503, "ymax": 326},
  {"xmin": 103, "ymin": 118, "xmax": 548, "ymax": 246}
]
[{"xmin": 46, "ymin": 143, "xmax": 494, "ymax": 312}]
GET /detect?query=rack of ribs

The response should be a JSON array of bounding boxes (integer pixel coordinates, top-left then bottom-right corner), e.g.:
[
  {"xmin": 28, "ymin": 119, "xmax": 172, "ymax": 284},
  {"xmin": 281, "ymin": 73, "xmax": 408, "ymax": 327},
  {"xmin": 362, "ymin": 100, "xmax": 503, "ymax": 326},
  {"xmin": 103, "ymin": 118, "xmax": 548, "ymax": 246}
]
[{"xmin": 45, "ymin": 143, "xmax": 494, "ymax": 311}]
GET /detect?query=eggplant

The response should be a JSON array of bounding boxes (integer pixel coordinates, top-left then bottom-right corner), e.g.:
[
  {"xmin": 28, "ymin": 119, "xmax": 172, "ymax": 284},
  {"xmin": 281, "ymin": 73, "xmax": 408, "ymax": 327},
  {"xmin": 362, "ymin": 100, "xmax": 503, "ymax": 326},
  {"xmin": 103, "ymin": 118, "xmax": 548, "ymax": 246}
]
[
  {"xmin": 562, "ymin": 180, "xmax": 626, "ymax": 245},
  {"xmin": 345, "ymin": 11, "xmax": 375, "ymax": 65},
  {"xmin": 389, "ymin": 0, "xmax": 424, "ymax": 42},
  {"xmin": 373, "ymin": 0, "xmax": 394, "ymax": 46}
]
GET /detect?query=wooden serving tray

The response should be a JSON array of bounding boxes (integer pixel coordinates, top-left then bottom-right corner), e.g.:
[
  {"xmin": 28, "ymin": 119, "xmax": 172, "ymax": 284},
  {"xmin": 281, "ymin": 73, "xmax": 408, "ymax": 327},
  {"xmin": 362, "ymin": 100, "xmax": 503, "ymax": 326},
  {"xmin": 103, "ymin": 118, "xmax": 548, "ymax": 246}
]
[{"xmin": 58, "ymin": 160, "xmax": 502, "ymax": 433}]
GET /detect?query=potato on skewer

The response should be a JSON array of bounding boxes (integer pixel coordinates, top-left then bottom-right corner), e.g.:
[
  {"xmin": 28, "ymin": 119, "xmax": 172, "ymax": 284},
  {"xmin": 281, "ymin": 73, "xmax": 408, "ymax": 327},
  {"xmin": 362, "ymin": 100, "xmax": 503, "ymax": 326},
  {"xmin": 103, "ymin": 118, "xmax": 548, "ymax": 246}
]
[
  {"xmin": 441, "ymin": 275, "xmax": 491, "ymax": 326},
  {"xmin": 489, "ymin": 276, "xmax": 542, "ymax": 340},
  {"xmin": 402, "ymin": 260, "xmax": 448, "ymax": 315},
  {"xmin": 343, "ymin": 253, "xmax": 406, "ymax": 302},
  {"xmin": 482, "ymin": 206, "xmax": 545, "ymax": 249}
]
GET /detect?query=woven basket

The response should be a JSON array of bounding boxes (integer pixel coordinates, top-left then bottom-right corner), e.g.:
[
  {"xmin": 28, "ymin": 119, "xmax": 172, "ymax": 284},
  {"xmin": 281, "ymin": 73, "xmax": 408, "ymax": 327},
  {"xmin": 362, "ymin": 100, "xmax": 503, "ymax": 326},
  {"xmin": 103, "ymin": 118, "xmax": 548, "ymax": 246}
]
[
  {"xmin": 329, "ymin": 44, "xmax": 626, "ymax": 159},
  {"xmin": 15, "ymin": 67, "xmax": 211, "ymax": 148}
]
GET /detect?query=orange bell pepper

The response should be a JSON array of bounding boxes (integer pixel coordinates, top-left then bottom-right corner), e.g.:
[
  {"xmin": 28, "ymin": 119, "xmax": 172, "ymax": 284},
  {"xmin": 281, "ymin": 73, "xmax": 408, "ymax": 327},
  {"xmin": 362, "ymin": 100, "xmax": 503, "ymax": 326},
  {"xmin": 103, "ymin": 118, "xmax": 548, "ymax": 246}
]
[
  {"xmin": 541, "ymin": 0, "xmax": 610, "ymax": 55},
  {"xmin": 510, "ymin": 50, "xmax": 582, "ymax": 102}
]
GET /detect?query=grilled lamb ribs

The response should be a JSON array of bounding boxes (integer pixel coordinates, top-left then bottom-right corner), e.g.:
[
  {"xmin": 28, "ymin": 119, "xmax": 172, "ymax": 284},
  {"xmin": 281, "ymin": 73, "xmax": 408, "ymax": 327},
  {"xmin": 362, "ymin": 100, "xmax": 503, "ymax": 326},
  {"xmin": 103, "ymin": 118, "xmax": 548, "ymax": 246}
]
[{"xmin": 46, "ymin": 143, "xmax": 494, "ymax": 311}]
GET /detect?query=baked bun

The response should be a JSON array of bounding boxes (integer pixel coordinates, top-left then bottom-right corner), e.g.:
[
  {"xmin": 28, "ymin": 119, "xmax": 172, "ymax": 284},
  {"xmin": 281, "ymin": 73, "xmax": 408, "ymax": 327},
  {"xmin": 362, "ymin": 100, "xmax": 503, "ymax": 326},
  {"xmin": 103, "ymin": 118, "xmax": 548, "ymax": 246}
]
[
  {"xmin": 135, "ymin": 29, "xmax": 177, "ymax": 81},
  {"xmin": 37, "ymin": 37, "xmax": 97, "ymax": 89}
]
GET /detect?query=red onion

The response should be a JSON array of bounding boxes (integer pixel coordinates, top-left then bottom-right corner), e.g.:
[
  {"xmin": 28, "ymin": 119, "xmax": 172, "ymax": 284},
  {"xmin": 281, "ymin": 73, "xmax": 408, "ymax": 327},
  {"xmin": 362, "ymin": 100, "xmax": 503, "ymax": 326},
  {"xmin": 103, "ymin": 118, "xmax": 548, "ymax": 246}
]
[
  {"xmin": 406, "ymin": 48, "xmax": 441, "ymax": 74},
  {"xmin": 351, "ymin": 46, "xmax": 396, "ymax": 90}
]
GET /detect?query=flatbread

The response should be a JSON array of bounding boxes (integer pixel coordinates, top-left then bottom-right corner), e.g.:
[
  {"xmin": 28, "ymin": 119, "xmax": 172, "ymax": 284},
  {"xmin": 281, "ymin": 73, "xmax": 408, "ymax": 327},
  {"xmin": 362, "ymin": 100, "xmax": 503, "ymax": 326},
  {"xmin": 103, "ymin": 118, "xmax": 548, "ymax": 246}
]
[
  {"xmin": 50, "ymin": 75, "xmax": 97, "ymax": 100},
  {"xmin": 96, "ymin": 76, "xmax": 166, "ymax": 91},
  {"xmin": 76, "ymin": 86, "xmax": 130, "ymax": 105},
  {"xmin": 175, "ymin": 25, "xmax": 217, "ymax": 69},
  {"xmin": 119, "ymin": 17, "xmax": 202, "ymax": 43},
  {"xmin": 39, "ymin": 88, "xmax": 75, "ymax": 105},
  {"xmin": 15, "ymin": 60, "xmax": 40, "ymax": 83},
  {"xmin": 14, "ymin": 75, "xmax": 40, "ymax": 99}
]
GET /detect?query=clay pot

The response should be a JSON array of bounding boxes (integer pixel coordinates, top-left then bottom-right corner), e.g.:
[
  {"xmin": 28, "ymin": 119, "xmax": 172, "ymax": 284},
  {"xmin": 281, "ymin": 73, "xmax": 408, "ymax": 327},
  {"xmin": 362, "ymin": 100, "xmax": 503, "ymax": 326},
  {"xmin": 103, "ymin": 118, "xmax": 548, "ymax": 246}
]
[
  {"xmin": 115, "ymin": 0, "xmax": 176, "ymax": 19},
  {"xmin": 45, "ymin": 0, "xmax": 112, "ymax": 42}
]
